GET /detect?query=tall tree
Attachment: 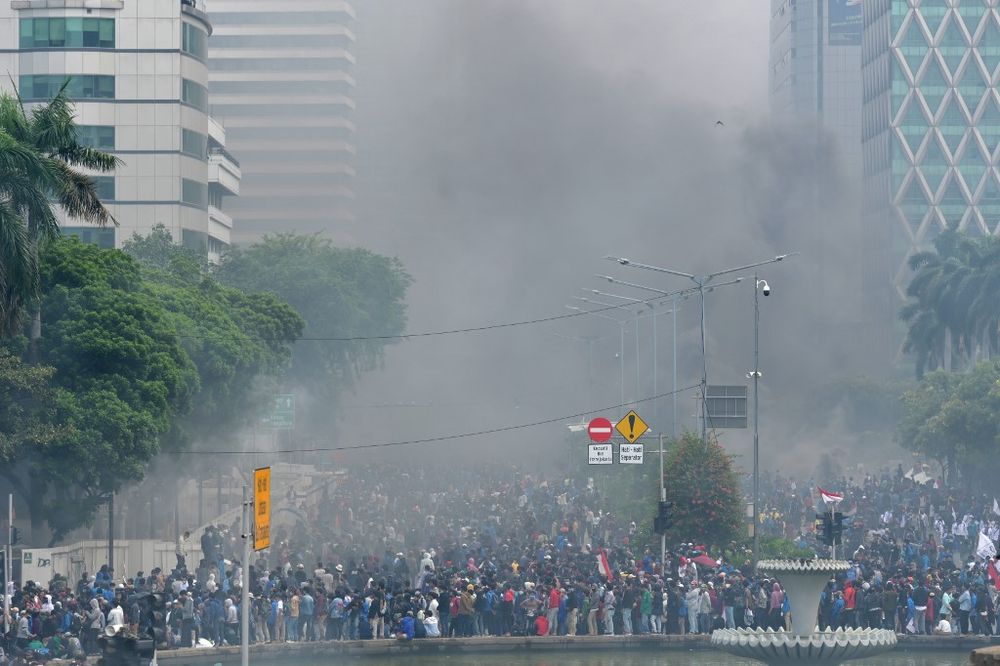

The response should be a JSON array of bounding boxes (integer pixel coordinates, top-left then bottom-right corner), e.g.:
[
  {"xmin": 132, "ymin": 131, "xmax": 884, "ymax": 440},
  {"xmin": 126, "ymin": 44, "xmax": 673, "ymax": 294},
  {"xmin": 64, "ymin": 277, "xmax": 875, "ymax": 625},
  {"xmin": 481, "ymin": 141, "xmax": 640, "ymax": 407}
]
[
  {"xmin": 901, "ymin": 229, "xmax": 1000, "ymax": 376},
  {"xmin": 124, "ymin": 226, "xmax": 304, "ymax": 452},
  {"xmin": 0, "ymin": 88, "xmax": 119, "ymax": 340},
  {"xmin": 896, "ymin": 363, "xmax": 1000, "ymax": 486},
  {"xmin": 661, "ymin": 432, "xmax": 743, "ymax": 550},
  {"xmin": 216, "ymin": 234, "xmax": 411, "ymax": 430}
]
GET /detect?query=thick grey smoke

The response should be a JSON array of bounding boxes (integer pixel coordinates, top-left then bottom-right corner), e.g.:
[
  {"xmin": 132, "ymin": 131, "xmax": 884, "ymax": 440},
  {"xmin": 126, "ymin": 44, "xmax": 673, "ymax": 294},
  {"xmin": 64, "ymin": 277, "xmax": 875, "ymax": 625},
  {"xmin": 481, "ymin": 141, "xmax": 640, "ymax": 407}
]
[{"xmin": 315, "ymin": 0, "xmax": 894, "ymax": 474}]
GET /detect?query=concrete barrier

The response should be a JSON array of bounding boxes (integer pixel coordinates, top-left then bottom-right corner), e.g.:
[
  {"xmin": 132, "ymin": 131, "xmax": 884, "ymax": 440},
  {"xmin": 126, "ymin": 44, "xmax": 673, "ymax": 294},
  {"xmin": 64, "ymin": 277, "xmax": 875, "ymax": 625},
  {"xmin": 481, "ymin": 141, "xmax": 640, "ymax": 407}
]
[
  {"xmin": 148, "ymin": 633, "xmax": 996, "ymax": 666},
  {"xmin": 972, "ymin": 646, "xmax": 1000, "ymax": 666}
]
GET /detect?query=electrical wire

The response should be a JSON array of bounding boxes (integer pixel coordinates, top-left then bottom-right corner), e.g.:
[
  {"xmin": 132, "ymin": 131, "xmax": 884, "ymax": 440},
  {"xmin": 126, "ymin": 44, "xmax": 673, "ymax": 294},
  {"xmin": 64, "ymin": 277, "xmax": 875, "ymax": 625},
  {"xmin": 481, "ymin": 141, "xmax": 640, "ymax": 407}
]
[
  {"xmin": 179, "ymin": 283, "xmax": 706, "ymax": 343},
  {"xmin": 179, "ymin": 383, "xmax": 700, "ymax": 456}
]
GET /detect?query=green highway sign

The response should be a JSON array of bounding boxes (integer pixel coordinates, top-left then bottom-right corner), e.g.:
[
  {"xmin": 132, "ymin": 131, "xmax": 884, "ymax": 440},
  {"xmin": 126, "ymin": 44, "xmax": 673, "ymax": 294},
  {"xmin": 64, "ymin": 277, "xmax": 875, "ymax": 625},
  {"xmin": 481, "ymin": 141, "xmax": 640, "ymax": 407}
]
[{"xmin": 262, "ymin": 394, "xmax": 294, "ymax": 429}]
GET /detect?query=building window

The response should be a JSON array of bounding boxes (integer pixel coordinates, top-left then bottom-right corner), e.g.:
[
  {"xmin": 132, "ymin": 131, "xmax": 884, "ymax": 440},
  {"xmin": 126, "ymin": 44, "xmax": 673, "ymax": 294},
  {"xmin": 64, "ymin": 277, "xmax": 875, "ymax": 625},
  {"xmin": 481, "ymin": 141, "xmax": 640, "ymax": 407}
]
[
  {"xmin": 91, "ymin": 176, "xmax": 115, "ymax": 201},
  {"xmin": 182, "ymin": 228, "xmax": 208, "ymax": 254},
  {"xmin": 181, "ymin": 178, "xmax": 207, "ymax": 208},
  {"xmin": 76, "ymin": 125, "xmax": 115, "ymax": 150},
  {"xmin": 181, "ymin": 129, "xmax": 208, "ymax": 159},
  {"xmin": 181, "ymin": 79, "xmax": 209, "ymax": 112},
  {"xmin": 208, "ymin": 188, "xmax": 223, "ymax": 209},
  {"xmin": 19, "ymin": 17, "xmax": 115, "ymax": 49},
  {"xmin": 182, "ymin": 23, "xmax": 208, "ymax": 60},
  {"xmin": 63, "ymin": 226, "xmax": 115, "ymax": 249},
  {"xmin": 20, "ymin": 75, "xmax": 114, "ymax": 100}
]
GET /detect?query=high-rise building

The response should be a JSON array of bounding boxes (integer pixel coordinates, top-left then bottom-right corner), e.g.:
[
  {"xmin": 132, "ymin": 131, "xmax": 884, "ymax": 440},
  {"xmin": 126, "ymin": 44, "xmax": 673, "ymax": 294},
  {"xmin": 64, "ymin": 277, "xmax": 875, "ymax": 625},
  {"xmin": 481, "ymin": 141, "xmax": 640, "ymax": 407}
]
[
  {"xmin": 863, "ymin": 0, "xmax": 1000, "ymax": 302},
  {"xmin": 769, "ymin": 0, "xmax": 865, "ymax": 173},
  {"xmin": 0, "ymin": 0, "xmax": 241, "ymax": 261},
  {"xmin": 207, "ymin": 0, "xmax": 356, "ymax": 242}
]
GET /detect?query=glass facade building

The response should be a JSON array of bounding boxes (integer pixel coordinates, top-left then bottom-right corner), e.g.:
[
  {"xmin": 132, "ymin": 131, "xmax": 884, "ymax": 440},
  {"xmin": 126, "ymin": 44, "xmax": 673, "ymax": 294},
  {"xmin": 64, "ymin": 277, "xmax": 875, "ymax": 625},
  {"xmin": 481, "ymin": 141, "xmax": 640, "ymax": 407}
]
[
  {"xmin": 863, "ymin": 0, "xmax": 1000, "ymax": 301},
  {"xmin": 770, "ymin": 0, "xmax": 864, "ymax": 177}
]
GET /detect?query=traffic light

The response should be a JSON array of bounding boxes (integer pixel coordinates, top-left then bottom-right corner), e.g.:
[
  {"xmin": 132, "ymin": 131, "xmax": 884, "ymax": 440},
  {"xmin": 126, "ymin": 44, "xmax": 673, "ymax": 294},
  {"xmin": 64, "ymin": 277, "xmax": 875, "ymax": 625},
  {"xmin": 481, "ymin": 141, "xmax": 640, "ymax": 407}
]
[
  {"xmin": 815, "ymin": 513, "xmax": 844, "ymax": 546},
  {"xmin": 10, "ymin": 526, "xmax": 18, "ymax": 545},
  {"xmin": 654, "ymin": 501, "xmax": 674, "ymax": 535},
  {"xmin": 831, "ymin": 513, "xmax": 844, "ymax": 545},
  {"xmin": 816, "ymin": 513, "xmax": 833, "ymax": 545}
]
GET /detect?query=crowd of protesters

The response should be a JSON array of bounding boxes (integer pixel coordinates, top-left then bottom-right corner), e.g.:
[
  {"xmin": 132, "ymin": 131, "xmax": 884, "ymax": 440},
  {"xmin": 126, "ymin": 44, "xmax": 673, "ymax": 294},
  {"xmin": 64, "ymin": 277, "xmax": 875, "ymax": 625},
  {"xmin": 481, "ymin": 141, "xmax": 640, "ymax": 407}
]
[{"xmin": 1, "ymin": 463, "xmax": 998, "ymax": 662}]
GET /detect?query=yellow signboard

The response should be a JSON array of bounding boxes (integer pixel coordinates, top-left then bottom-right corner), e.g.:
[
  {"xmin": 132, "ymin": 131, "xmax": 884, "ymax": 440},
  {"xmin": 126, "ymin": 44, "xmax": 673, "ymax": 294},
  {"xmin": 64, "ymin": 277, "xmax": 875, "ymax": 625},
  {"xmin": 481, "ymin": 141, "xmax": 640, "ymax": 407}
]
[
  {"xmin": 253, "ymin": 467, "xmax": 271, "ymax": 551},
  {"xmin": 615, "ymin": 410, "xmax": 649, "ymax": 444}
]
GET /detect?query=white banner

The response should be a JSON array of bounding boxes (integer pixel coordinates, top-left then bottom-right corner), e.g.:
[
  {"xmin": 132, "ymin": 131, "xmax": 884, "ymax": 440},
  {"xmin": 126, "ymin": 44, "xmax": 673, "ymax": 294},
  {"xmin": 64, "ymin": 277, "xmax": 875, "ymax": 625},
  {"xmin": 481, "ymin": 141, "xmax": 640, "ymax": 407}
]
[{"xmin": 977, "ymin": 531, "xmax": 997, "ymax": 560}]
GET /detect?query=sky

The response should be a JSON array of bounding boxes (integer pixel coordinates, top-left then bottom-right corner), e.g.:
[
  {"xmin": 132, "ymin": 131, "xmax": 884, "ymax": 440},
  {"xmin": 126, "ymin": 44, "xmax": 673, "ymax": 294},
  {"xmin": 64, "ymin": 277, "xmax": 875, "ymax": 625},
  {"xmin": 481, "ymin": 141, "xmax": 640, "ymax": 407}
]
[{"xmin": 303, "ymin": 1, "xmax": 889, "ymax": 474}]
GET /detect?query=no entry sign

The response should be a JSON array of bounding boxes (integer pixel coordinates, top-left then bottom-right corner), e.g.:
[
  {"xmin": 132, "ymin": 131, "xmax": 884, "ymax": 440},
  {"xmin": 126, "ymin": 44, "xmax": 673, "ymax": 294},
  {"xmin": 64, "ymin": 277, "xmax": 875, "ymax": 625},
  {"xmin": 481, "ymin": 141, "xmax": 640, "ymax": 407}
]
[{"xmin": 588, "ymin": 417, "xmax": 613, "ymax": 442}]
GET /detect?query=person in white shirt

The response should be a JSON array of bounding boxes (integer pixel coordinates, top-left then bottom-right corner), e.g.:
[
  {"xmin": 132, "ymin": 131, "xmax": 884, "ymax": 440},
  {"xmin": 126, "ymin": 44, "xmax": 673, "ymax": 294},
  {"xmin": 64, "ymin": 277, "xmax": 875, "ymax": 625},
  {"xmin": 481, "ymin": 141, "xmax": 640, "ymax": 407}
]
[{"xmin": 107, "ymin": 600, "xmax": 125, "ymax": 629}]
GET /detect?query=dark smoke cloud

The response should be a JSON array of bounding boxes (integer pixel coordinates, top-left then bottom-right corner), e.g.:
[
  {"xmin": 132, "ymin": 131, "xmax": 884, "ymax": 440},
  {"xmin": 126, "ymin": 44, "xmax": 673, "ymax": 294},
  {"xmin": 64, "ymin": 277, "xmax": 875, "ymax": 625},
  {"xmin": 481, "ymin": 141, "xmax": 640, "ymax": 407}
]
[{"xmin": 310, "ymin": 0, "xmax": 895, "ymax": 474}]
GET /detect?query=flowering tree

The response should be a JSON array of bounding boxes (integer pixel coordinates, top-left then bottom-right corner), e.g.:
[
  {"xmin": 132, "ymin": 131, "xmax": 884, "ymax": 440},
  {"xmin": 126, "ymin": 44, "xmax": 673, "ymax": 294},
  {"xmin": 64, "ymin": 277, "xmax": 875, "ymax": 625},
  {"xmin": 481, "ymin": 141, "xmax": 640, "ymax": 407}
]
[{"xmin": 663, "ymin": 432, "xmax": 744, "ymax": 550}]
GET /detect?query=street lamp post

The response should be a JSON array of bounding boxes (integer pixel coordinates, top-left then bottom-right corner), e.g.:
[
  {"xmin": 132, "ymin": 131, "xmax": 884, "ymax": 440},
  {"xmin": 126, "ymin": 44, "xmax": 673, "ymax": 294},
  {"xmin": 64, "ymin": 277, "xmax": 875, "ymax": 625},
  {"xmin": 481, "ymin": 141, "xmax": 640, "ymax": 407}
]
[
  {"xmin": 748, "ymin": 275, "xmax": 769, "ymax": 565},
  {"xmin": 566, "ymin": 306, "xmax": 628, "ymax": 417},
  {"xmin": 551, "ymin": 332, "xmax": 613, "ymax": 413},
  {"xmin": 586, "ymin": 288, "xmax": 677, "ymax": 434},
  {"xmin": 605, "ymin": 254, "xmax": 790, "ymax": 442}
]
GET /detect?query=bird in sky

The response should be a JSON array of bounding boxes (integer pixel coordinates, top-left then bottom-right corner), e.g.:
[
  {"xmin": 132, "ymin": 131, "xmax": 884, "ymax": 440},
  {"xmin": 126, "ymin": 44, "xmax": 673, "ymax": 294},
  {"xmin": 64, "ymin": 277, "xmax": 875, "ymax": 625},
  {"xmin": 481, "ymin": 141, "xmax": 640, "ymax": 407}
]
[{"xmin": 715, "ymin": 120, "xmax": 725, "ymax": 127}]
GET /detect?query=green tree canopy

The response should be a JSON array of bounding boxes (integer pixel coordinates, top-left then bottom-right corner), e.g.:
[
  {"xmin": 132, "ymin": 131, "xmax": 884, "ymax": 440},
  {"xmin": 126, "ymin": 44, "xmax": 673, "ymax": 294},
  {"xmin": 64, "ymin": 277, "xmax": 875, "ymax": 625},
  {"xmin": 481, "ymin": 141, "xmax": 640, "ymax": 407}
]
[
  {"xmin": 124, "ymin": 226, "xmax": 304, "ymax": 453},
  {"xmin": 216, "ymin": 234, "xmax": 411, "ymax": 429},
  {"xmin": 0, "ymin": 349, "xmax": 63, "ymax": 464},
  {"xmin": 901, "ymin": 229, "xmax": 1000, "ymax": 376},
  {"xmin": 1, "ymin": 234, "xmax": 303, "ymax": 544},
  {"xmin": 662, "ymin": 432, "xmax": 743, "ymax": 550},
  {"xmin": 896, "ymin": 361, "xmax": 1000, "ymax": 487}
]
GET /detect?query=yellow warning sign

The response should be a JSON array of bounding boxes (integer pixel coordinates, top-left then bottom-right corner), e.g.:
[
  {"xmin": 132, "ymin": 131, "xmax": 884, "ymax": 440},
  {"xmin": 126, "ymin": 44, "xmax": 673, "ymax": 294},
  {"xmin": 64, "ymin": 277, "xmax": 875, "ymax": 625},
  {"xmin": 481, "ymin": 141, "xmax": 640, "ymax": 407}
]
[
  {"xmin": 253, "ymin": 467, "xmax": 271, "ymax": 551},
  {"xmin": 615, "ymin": 410, "xmax": 649, "ymax": 443}
]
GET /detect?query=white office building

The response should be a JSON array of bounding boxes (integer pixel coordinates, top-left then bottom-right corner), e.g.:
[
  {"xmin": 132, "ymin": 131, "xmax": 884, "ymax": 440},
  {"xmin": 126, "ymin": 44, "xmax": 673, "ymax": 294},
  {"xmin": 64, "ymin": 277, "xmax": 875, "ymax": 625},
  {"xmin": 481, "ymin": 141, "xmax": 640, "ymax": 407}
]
[
  {"xmin": 207, "ymin": 0, "xmax": 356, "ymax": 241},
  {"xmin": 0, "ymin": 0, "xmax": 240, "ymax": 261}
]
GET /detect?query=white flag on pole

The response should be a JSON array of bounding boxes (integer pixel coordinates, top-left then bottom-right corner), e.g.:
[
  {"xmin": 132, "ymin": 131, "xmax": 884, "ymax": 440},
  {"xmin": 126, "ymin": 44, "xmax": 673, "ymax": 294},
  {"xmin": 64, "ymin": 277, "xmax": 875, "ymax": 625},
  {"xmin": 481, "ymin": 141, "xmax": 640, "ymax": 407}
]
[{"xmin": 977, "ymin": 532, "xmax": 997, "ymax": 560}]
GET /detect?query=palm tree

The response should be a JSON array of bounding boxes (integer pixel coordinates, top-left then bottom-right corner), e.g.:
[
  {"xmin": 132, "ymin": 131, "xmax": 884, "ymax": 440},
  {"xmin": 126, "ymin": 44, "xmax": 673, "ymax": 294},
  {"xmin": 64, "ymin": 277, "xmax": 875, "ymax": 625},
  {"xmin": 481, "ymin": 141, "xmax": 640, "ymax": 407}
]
[
  {"xmin": 0, "ymin": 85, "xmax": 120, "ymax": 338},
  {"xmin": 902, "ymin": 229, "xmax": 1000, "ymax": 376}
]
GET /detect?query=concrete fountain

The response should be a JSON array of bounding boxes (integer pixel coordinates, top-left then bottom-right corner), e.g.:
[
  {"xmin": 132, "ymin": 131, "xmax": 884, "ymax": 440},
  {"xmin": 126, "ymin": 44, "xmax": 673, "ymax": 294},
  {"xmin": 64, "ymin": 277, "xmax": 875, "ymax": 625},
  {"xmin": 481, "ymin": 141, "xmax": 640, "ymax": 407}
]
[{"xmin": 710, "ymin": 559, "xmax": 896, "ymax": 665}]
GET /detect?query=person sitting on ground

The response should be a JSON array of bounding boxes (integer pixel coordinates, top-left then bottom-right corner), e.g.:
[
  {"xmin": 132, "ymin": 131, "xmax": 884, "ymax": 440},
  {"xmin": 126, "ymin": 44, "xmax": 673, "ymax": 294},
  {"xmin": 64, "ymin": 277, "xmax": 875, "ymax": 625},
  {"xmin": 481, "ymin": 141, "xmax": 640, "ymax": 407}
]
[{"xmin": 933, "ymin": 618, "xmax": 952, "ymax": 635}]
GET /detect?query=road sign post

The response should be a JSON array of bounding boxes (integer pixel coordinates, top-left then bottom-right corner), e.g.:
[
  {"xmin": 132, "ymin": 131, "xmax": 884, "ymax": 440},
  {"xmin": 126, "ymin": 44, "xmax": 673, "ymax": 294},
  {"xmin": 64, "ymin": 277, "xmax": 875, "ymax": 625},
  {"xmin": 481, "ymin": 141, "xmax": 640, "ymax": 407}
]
[
  {"xmin": 240, "ymin": 485, "xmax": 250, "ymax": 666},
  {"xmin": 616, "ymin": 410, "xmax": 649, "ymax": 443},
  {"xmin": 588, "ymin": 417, "xmax": 613, "ymax": 442},
  {"xmin": 619, "ymin": 443, "xmax": 644, "ymax": 464},
  {"xmin": 588, "ymin": 444, "xmax": 613, "ymax": 465},
  {"xmin": 253, "ymin": 467, "xmax": 271, "ymax": 551},
  {"xmin": 261, "ymin": 394, "xmax": 294, "ymax": 430}
]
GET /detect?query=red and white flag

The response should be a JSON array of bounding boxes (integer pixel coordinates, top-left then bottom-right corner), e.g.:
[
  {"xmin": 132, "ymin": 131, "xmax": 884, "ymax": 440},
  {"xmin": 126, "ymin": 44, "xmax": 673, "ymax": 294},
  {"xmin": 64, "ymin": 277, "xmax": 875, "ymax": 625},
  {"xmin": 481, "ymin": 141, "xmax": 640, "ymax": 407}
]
[
  {"xmin": 988, "ymin": 558, "xmax": 1000, "ymax": 591},
  {"xmin": 818, "ymin": 487, "xmax": 844, "ymax": 505},
  {"xmin": 597, "ymin": 548, "xmax": 613, "ymax": 583}
]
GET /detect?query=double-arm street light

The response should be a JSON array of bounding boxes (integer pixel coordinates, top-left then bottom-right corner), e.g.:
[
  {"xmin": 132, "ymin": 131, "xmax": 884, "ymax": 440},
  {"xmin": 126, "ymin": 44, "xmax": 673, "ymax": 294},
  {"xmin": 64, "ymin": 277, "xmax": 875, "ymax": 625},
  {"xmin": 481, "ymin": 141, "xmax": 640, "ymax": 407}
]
[
  {"xmin": 569, "ymin": 295, "xmax": 664, "ymax": 418},
  {"xmin": 605, "ymin": 254, "xmax": 790, "ymax": 441},
  {"xmin": 565, "ymin": 305, "xmax": 629, "ymax": 417},
  {"xmin": 585, "ymin": 288, "xmax": 676, "ymax": 438},
  {"xmin": 595, "ymin": 276, "xmax": 690, "ymax": 439}
]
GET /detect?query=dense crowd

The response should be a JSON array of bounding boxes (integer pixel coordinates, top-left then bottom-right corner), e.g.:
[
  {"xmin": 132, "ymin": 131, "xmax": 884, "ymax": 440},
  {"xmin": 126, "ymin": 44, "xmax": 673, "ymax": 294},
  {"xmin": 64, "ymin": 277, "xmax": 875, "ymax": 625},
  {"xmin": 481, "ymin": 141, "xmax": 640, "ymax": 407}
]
[{"xmin": 1, "ymin": 463, "xmax": 998, "ymax": 662}]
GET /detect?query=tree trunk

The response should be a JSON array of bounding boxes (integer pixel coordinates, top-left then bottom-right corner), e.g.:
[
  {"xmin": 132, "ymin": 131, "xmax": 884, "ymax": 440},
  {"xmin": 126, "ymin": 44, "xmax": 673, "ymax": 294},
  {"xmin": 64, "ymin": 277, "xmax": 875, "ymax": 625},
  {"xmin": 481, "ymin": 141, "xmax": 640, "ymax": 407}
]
[
  {"xmin": 27, "ymin": 310, "xmax": 41, "ymax": 364},
  {"xmin": 27, "ymin": 223, "xmax": 41, "ymax": 364},
  {"xmin": 944, "ymin": 328, "xmax": 952, "ymax": 372}
]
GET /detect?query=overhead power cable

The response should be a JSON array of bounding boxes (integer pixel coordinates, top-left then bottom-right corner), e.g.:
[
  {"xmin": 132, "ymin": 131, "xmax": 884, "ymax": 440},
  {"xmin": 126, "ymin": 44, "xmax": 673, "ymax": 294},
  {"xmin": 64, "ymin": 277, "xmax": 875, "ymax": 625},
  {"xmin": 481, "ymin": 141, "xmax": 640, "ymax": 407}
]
[
  {"xmin": 179, "ymin": 384, "xmax": 700, "ymax": 456},
  {"xmin": 180, "ymin": 283, "xmax": 705, "ymax": 343}
]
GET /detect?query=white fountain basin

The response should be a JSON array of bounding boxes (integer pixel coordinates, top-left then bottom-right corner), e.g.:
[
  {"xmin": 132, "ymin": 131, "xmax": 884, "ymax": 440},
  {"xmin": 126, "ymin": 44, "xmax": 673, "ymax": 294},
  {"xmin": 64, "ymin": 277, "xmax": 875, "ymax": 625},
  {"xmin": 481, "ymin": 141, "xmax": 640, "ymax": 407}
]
[{"xmin": 709, "ymin": 559, "xmax": 897, "ymax": 665}]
